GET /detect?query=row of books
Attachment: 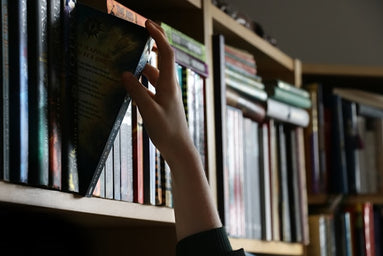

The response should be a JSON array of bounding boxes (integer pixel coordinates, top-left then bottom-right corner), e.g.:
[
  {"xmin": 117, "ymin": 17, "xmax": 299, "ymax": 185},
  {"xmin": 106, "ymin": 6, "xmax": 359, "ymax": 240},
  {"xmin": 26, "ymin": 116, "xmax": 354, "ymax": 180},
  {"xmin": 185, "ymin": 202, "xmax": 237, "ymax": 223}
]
[
  {"xmin": 1, "ymin": 0, "xmax": 208, "ymax": 206},
  {"xmin": 304, "ymin": 83, "xmax": 383, "ymax": 195},
  {"xmin": 308, "ymin": 203, "xmax": 383, "ymax": 256},
  {"xmin": 212, "ymin": 34, "xmax": 311, "ymax": 243}
]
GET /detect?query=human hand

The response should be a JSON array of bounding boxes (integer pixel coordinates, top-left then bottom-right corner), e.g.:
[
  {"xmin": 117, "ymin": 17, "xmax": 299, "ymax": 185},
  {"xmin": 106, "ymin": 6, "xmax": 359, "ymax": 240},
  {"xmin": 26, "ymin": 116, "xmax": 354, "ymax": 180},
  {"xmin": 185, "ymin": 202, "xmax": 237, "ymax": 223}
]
[{"xmin": 122, "ymin": 19, "xmax": 195, "ymax": 165}]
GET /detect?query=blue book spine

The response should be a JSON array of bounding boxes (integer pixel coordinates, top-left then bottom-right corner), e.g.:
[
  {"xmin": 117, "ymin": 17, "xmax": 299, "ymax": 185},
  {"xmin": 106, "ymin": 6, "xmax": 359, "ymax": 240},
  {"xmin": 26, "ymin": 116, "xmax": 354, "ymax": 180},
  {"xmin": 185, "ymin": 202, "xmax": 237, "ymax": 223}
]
[{"xmin": 8, "ymin": 0, "xmax": 28, "ymax": 183}]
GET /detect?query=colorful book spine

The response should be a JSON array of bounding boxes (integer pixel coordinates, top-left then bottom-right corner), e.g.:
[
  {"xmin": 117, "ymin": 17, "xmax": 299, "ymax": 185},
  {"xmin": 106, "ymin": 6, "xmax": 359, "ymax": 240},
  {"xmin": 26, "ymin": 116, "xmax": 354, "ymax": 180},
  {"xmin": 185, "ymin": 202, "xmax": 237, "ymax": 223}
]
[
  {"xmin": 47, "ymin": 0, "xmax": 63, "ymax": 189},
  {"xmin": 161, "ymin": 22, "xmax": 206, "ymax": 62},
  {"xmin": 27, "ymin": 0, "xmax": 49, "ymax": 187},
  {"xmin": 8, "ymin": 0, "xmax": 29, "ymax": 183},
  {"xmin": 1, "ymin": 0, "xmax": 9, "ymax": 181}
]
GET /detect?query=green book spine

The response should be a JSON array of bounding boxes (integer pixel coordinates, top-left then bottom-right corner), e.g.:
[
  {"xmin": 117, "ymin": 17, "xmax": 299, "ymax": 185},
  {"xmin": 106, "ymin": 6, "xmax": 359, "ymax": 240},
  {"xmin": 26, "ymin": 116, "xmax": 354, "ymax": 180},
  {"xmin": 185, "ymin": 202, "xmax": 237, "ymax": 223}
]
[{"xmin": 270, "ymin": 87, "xmax": 312, "ymax": 109}]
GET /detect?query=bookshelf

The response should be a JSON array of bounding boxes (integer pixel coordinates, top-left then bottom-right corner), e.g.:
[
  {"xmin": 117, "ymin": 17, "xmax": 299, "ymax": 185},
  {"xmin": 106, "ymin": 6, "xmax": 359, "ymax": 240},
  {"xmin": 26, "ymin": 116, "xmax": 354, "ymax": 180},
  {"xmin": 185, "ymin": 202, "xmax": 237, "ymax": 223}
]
[
  {"xmin": 1, "ymin": 0, "xmax": 306, "ymax": 255},
  {"xmin": 302, "ymin": 63, "xmax": 383, "ymax": 255}
]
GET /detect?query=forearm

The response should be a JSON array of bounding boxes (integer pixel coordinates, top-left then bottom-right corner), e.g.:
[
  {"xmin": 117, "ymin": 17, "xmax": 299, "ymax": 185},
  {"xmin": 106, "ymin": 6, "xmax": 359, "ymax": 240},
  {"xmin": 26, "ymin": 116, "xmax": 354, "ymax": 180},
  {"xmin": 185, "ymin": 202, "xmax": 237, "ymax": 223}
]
[{"xmin": 166, "ymin": 143, "xmax": 222, "ymax": 241}]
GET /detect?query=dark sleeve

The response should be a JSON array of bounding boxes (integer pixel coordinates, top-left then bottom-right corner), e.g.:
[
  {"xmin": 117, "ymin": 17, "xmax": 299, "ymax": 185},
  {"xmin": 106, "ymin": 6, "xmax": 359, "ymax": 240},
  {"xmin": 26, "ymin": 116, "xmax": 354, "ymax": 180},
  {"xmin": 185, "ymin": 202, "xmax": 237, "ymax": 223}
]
[{"xmin": 176, "ymin": 227, "xmax": 246, "ymax": 256}]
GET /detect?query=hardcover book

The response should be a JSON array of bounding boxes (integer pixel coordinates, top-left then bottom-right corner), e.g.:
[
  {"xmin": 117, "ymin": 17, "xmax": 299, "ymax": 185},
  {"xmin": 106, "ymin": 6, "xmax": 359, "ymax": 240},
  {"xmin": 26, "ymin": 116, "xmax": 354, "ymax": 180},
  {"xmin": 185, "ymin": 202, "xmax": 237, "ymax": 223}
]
[{"xmin": 71, "ymin": 3, "xmax": 153, "ymax": 196}]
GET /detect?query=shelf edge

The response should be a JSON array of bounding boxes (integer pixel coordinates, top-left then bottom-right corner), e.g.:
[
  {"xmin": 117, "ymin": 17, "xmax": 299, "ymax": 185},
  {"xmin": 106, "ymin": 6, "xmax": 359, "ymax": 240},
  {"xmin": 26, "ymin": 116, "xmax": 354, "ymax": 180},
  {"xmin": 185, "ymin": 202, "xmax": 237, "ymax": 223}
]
[{"xmin": 229, "ymin": 237, "xmax": 303, "ymax": 255}]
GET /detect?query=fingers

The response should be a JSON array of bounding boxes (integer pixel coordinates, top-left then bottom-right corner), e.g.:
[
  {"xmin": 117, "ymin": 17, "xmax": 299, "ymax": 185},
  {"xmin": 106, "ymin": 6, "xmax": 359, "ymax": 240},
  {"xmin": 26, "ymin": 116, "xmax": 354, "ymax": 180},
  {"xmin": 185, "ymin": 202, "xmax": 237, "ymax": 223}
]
[
  {"xmin": 142, "ymin": 64, "xmax": 159, "ymax": 87},
  {"xmin": 122, "ymin": 72, "xmax": 154, "ymax": 110},
  {"xmin": 145, "ymin": 20, "xmax": 175, "ymax": 81}
]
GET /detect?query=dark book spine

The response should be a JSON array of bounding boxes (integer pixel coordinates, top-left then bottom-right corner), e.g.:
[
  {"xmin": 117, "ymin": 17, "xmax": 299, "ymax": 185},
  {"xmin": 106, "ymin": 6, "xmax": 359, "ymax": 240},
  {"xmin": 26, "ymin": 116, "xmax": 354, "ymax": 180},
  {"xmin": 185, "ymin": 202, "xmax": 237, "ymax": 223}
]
[
  {"xmin": 212, "ymin": 34, "xmax": 228, "ymax": 227},
  {"xmin": 8, "ymin": 0, "xmax": 29, "ymax": 183},
  {"xmin": 47, "ymin": 0, "xmax": 63, "ymax": 189},
  {"xmin": 62, "ymin": 0, "xmax": 79, "ymax": 193},
  {"xmin": 1, "ymin": 0, "xmax": 9, "ymax": 181},
  {"xmin": 276, "ymin": 123, "xmax": 291, "ymax": 242},
  {"xmin": 173, "ymin": 46, "xmax": 208, "ymax": 77},
  {"xmin": 27, "ymin": 0, "xmax": 49, "ymax": 187},
  {"xmin": 330, "ymin": 95, "xmax": 349, "ymax": 194}
]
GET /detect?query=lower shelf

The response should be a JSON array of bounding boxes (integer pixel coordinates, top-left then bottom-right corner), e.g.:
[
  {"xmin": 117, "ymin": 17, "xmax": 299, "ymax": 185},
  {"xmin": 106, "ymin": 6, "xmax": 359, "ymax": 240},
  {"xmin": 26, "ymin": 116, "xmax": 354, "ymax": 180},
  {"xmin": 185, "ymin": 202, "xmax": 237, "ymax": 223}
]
[
  {"xmin": 229, "ymin": 237, "xmax": 304, "ymax": 255},
  {"xmin": 0, "ymin": 181, "xmax": 175, "ymax": 226}
]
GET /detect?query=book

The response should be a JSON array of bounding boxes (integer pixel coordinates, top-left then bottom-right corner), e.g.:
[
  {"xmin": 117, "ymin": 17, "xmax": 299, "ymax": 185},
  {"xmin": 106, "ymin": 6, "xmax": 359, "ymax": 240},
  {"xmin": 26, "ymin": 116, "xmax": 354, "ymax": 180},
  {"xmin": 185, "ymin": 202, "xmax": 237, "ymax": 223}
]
[
  {"xmin": 27, "ymin": 0, "xmax": 49, "ymax": 187},
  {"xmin": 70, "ymin": 3, "xmax": 153, "ymax": 196},
  {"xmin": 8, "ymin": 0, "xmax": 29, "ymax": 183},
  {"xmin": 113, "ymin": 129, "xmax": 121, "ymax": 200},
  {"xmin": 264, "ymin": 85, "xmax": 312, "ymax": 109},
  {"xmin": 160, "ymin": 22, "xmax": 206, "ymax": 62},
  {"xmin": 259, "ymin": 122, "xmax": 272, "ymax": 241},
  {"xmin": 133, "ymin": 102, "xmax": 144, "ymax": 204},
  {"xmin": 173, "ymin": 46, "xmax": 208, "ymax": 77},
  {"xmin": 226, "ymin": 76, "xmax": 268, "ymax": 103},
  {"xmin": 47, "ymin": 0, "xmax": 63, "ymax": 189},
  {"xmin": 357, "ymin": 103, "xmax": 383, "ymax": 119},
  {"xmin": 81, "ymin": 0, "xmax": 147, "ymax": 27},
  {"xmin": 266, "ymin": 98, "xmax": 310, "ymax": 127},
  {"xmin": 1, "ymin": 0, "xmax": 9, "ymax": 181},
  {"xmin": 363, "ymin": 202, "xmax": 376, "ymax": 256},
  {"xmin": 265, "ymin": 79, "xmax": 310, "ymax": 98},
  {"xmin": 120, "ymin": 104, "xmax": 133, "ymax": 202},
  {"xmin": 213, "ymin": 34, "xmax": 229, "ymax": 228}
]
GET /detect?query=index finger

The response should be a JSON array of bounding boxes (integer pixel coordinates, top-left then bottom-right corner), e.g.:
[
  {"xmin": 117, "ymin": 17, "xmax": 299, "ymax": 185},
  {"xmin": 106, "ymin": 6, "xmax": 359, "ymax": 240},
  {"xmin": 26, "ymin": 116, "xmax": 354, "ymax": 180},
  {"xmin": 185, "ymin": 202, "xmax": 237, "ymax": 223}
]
[{"xmin": 145, "ymin": 20, "xmax": 175, "ymax": 81}]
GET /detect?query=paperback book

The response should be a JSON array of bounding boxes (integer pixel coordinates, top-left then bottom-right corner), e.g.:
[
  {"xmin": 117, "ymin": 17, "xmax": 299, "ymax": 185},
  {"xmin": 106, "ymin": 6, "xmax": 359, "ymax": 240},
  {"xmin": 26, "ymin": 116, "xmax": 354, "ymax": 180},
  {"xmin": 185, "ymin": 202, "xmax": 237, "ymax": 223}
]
[{"xmin": 71, "ymin": 3, "xmax": 153, "ymax": 196}]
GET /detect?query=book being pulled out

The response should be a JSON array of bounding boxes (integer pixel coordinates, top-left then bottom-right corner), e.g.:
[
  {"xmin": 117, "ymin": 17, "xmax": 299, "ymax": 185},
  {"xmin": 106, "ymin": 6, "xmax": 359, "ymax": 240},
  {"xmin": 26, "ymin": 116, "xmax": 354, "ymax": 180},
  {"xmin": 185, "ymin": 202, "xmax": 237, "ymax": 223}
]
[{"xmin": 70, "ymin": 3, "xmax": 153, "ymax": 196}]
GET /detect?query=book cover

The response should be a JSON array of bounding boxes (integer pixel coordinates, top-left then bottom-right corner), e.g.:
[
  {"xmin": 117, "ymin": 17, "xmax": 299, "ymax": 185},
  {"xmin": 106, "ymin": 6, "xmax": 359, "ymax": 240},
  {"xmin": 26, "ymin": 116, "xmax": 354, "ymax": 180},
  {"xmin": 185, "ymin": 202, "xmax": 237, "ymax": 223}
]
[
  {"xmin": 27, "ymin": 0, "xmax": 49, "ymax": 187},
  {"xmin": 8, "ymin": 0, "xmax": 29, "ymax": 184},
  {"xmin": 47, "ymin": 0, "xmax": 63, "ymax": 189},
  {"xmin": 71, "ymin": 3, "xmax": 153, "ymax": 196},
  {"xmin": 1, "ymin": 0, "xmax": 9, "ymax": 181}
]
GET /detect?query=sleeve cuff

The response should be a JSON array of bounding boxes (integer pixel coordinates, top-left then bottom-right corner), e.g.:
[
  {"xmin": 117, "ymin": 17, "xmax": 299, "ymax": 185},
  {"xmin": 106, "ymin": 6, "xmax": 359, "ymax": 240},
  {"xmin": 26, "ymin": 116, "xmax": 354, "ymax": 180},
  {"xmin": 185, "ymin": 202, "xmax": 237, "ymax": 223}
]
[{"xmin": 176, "ymin": 227, "xmax": 244, "ymax": 256}]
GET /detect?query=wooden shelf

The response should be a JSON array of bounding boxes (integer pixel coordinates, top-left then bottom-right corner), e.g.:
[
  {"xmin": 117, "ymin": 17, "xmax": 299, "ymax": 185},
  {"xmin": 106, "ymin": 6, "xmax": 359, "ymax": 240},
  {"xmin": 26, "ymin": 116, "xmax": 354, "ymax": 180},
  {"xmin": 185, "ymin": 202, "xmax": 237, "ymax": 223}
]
[
  {"xmin": 0, "ymin": 181, "xmax": 175, "ymax": 226},
  {"xmin": 229, "ymin": 238, "xmax": 303, "ymax": 255},
  {"xmin": 309, "ymin": 193, "xmax": 383, "ymax": 205},
  {"xmin": 303, "ymin": 63, "xmax": 383, "ymax": 77}
]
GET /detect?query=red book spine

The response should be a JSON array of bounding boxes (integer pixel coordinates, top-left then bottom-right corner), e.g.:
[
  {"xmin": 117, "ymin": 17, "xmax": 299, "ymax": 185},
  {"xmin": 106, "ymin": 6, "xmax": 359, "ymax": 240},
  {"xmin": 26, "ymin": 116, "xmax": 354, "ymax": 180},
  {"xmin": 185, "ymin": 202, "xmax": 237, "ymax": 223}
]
[{"xmin": 363, "ymin": 202, "xmax": 375, "ymax": 256}]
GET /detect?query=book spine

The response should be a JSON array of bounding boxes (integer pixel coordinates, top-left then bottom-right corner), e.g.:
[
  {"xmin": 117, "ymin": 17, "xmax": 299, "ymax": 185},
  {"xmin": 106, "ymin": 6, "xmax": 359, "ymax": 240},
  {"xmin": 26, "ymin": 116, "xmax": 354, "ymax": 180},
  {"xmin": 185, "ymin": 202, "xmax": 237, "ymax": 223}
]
[
  {"xmin": 47, "ymin": 0, "xmax": 63, "ymax": 189},
  {"xmin": 104, "ymin": 144, "xmax": 114, "ymax": 199},
  {"xmin": 269, "ymin": 79, "xmax": 310, "ymax": 98},
  {"xmin": 107, "ymin": 0, "xmax": 146, "ymax": 27},
  {"xmin": 120, "ymin": 104, "xmax": 133, "ymax": 202},
  {"xmin": 212, "ymin": 34, "xmax": 228, "ymax": 227},
  {"xmin": 226, "ymin": 76, "xmax": 268, "ymax": 102},
  {"xmin": 8, "ymin": 0, "xmax": 29, "ymax": 183},
  {"xmin": 133, "ymin": 103, "xmax": 144, "ymax": 204},
  {"xmin": 363, "ymin": 202, "xmax": 376, "ymax": 256},
  {"xmin": 27, "ymin": 0, "xmax": 49, "ymax": 187},
  {"xmin": 225, "ymin": 68, "xmax": 264, "ymax": 90},
  {"xmin": 62, "ymin": 0, "xmax": 79, "ymax": 192},
  {"xmin": 266, "ymin": 98, "xmax": 310, "ymax": 127},
  {"xmin": 226, "ymin": 89, "xmax": 266, "ymax": 123},
  {"xmin": 224, "ymin": 54, "xmax": 257, "ymax": 76},
  {"xmin": 155, "ymin": 149, "xmax": 163, "ymax": 206},
  {"xmin": 161, "ymin": 22, "xmax": 206, "ymax": 62},
  {"xmin": 113, "ymin": 129, "xmax": 121, "ymax": 200},
  {"xmin": 173, "ymin": 46, "xmax": 208, "ymax": 77},
  {"xmin": 224, "ymin": 44, "xmax": 256, "ymax": 66},
  {"xmin": 1, "ymin": 0, "xmax": 9, "ymax": 181},
  {"xmin": 269, "ymin": 87, "xmax": 312, "ymax": 109}
]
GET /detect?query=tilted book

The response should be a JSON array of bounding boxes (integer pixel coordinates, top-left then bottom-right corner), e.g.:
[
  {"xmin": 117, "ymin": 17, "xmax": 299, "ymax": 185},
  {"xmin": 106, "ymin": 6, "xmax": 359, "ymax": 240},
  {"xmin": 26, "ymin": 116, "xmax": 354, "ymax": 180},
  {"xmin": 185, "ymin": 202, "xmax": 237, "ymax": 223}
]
[{"xmin": 71, "ymin": 3, "xmax": 153, "ymax": 196}]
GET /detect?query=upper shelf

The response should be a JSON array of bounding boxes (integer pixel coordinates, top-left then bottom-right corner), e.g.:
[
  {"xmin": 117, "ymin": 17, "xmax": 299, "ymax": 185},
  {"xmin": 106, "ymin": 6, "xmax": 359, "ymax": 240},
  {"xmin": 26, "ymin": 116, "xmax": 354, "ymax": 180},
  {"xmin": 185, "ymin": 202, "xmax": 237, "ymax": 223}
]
[
  {"xmin": 303, "ymin": 63, "xmax": 383, "ymax": 77},
  {"xmin": 209, "ymin": 3, "xmax": 295, "ymax": 73},
  {"xmin": 0, "ymin": 181, "xmax": 175, "ymax": 226}
]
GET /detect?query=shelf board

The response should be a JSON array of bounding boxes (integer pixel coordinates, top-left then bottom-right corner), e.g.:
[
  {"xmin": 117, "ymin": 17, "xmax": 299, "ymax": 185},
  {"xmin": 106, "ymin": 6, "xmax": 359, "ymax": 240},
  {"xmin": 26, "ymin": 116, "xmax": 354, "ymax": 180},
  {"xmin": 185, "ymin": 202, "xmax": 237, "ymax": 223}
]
[
  {"xmin": 0, "ymin": 181, "xmax": 175, "ymax": 225},
  {"xmin": 309, "ymin": 193, "xmax": 383, "ymax": 205},
  {"xmin": 229, "ymin": 238, "xmax": 303, "ymax": 255},
  {"xmin": 210, "ymin": 4, "xmax": 295, "ymax": 73},
  {"xmin": 303, "ymin": 63, "xmax": 383, "ymax": 77}
]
